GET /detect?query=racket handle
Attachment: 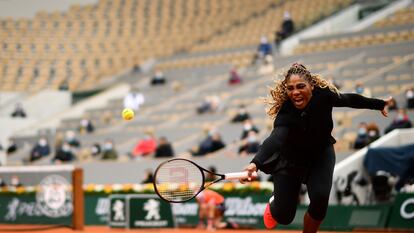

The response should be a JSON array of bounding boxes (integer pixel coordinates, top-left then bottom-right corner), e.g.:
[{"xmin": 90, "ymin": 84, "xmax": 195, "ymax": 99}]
[{"xmin": 224, "ymin": 171, "xmax": 258, "ymax": 180}]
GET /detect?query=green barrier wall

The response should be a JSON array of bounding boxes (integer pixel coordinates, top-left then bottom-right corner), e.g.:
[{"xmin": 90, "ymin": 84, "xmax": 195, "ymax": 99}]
[{"xmin": 1, "ymin": 192, "xmax": 412, "ymax": 230}]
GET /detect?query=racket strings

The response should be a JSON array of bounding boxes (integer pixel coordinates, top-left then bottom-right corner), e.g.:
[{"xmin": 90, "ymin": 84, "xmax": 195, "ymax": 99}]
[{"xmin": 154, "ymin": 160, "xmax": 203, "ymax": 202}]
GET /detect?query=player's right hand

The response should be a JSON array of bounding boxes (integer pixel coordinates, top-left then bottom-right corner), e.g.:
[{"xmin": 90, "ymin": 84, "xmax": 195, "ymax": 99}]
[{"xmin": 239, "ymin": 163, "xmax": 257, "ymax": 184}]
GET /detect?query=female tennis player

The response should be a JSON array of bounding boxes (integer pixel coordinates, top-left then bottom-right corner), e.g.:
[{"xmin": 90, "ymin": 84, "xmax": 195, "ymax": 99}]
[{"xmin": 240, "ymin": 63, "xmax": 392, "ymax": 232}]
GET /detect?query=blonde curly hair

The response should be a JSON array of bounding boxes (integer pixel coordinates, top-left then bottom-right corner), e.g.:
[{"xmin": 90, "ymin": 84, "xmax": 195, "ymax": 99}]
[{"xmin": 265, "ymin": 63, "xmax": 339, "ymax": 119}]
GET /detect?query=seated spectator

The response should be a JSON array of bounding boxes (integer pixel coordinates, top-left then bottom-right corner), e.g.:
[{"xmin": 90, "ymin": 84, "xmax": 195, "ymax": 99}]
[
  {"xmin": 406, "ymin": 87, "xmax": 414, "ymax": 109},
  {"xmin": 132, "ymin": 132, "xmax": 157, "ymax": 157},
  {"xmin": 354, "ymin": 82, "xmax": 372, "ymax": 97},
  {"xmin": 0, "ymin": 176, "xmax": 6, "ymax": 187},
  {"xmin": 252, "ymin": 36, "xmax": 273, "ymax": 65},
  {"xmin": 65, "ymin": 130, "xmax": 81, "ymax": 148},
  {"xmin": 240, "ymin": 119, "xmax": 260, "ymax": 140},
  {"xmin": 274, "ymin": 11, "xmax": 295, "ymax": 50},
  {"xmin": 141, "ymin": 169, "xmax": 154, "ymax": 184},
  {"xmin": 79, "ymin": 117, "xmax": 94, "ymax": 134},
  {"xmin": 367, "ymin": 122, "xmax": 381, "ymax": 144},
  {"xmin": 101, "ymin": 139, "xmax": 118, "ymax": 160},
  {"xmin": 53, "ymin": 142, "xmax": 75, "ymax": 163},
  {"xmin": 90, "ymin": 143, "xmax": 101, "ymax": 157},
  {"xmin": 388, "ymin": 97, "xmax": 398, "ymax": 111},
  {"xmin": 151, "ymin": 70, "xmax": 166, "ymax": 86},
  {"xmin": 238, "ymin": 131, "xmax": 260, "ymax": 156},
  {"xmin": 354, "ymin": 122, "xmax": 369, "ymax": 149},
  {"xmin": 155, "ymin": 137, "xmax": 174, "ymax": 158},
  {"xmin": 58, "ymin": 80, "xmax": 69, "ymax": 91},
  {"xmin": 205, "ymin": 166, "xmax": 217, "ymax": 182},
  {"xmin": 231, "ymin": 105, "xmax": 251, "ymax": 123},
  {"xmin": 11, "ymin": 102, "xmax": 27, "ymax": 118},
  {"xmin": 228, "ymin": 67, "xmax": 242, "ymax": 85},
  {"xmin": 30, "ymin": 137, "xmax": 50, "ymax": 162},
  {"xmin": 196, "ymin": 95, "xmax": 222, "ymax": 114},
  {"xmin": 6, "ymin": 139, "xmax": 18, "ymax": 155},
  {"xmin": 190, "ymin": 130, "xmax": 226, "ymax": 156},
  {"xmin": 384, "ymin": 108, "xmax": 413, "ymax": 134},
  {"xmin": 9, "ymin": 175, "xmax": 23, "ymax": 188},
  {"xmin": 124, "ymin": 90, "xmax": 145, "ymax": 112}
]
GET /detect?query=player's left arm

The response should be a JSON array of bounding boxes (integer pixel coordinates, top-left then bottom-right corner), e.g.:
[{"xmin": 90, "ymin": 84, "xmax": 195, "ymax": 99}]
[{"xmin": 332, "ymin": 92, "xmax": 391, "ymax": 116}]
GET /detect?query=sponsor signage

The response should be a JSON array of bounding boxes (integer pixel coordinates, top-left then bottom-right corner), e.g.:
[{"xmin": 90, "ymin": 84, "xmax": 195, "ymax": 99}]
[
  {"xmin": 108, "ymin": 195, "xmax": 127, "ymax": 228},
  {"xmin": 388, "ymin": 193, "xmax": 414, "ymax": 229}
]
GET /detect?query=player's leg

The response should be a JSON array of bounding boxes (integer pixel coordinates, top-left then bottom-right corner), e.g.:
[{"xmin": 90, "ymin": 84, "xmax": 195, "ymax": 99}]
[
  {"xmin": 206, "ymin": 202, "xmax": 216, "ymax": 230},
  {"xmin": 305, "ymin": 145, "xmax": 336, "ymax": 233},
  {"xmin": 197, "ymin": 203, "xmax": 208, "ymax": 228},
  {"xmin": 265, "ymin": 174, "xmax": 302, "ymax": 229},
  {"xmin": 213, "ymin": 203, "xmax": 227, "ymax": 229}
]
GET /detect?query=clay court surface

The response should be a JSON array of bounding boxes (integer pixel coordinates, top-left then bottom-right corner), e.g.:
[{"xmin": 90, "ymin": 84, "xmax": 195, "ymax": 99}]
[{"xmin": 0, "ymin": 225, "xmax": 391, "ymax": 233}]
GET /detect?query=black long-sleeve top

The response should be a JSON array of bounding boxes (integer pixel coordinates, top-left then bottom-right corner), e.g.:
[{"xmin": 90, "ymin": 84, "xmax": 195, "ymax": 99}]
[{"xmin": 251, "ymin": 87, "xmax": 386, "ymax": 174}]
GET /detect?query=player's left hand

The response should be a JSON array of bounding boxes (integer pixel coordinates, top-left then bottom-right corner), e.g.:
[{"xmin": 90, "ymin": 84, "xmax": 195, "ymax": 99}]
[{"xmin": 381, "ymin": 96, "xmax": 393, "ymax": 117}]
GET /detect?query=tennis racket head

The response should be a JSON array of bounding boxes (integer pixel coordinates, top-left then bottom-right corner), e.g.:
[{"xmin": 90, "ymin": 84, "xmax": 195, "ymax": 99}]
[{"xmin": 153, "ymin": 158, "xmax": 205, "ymax": 203}]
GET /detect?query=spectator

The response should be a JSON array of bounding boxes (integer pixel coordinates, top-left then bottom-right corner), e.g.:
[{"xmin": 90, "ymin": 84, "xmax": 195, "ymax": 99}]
[
  {"xmin": 231, "ymin": 105, "xmax": 251, "ymax": 123},
  {"xmin": 6, "ymin": 139, "xmax": 18, "ymax": 155},
  {"xmin": 101, "ymin": 139, "xmax": 118, "ymax": 160},
  {"xmin": 228, "ymin": 67, "xmax": 242, "ymax": 85},
  {"xmin": 30, "ymin": 137, "xmax": 50, "ymax": 162},
  {"xmin": 240, "ymin": 119, "xmax": 260, "ymax": 140},
  {"xmin": 91, "ymin": 143, "xmax": 101, "ymax": 157},
  {"xmin": 53, "ymin": 142, "xmax": 75, "ymax": 163},
  {"xmin": 58, "ymin": 80, "xmax": 69, "ymax": 91},
  {"xmin": 196, "ymin": 95, "xmax": 222, "ymax": 114},
  {"xmin": 10, "ymin": 175, "xmax": 22, "ymax": 187},
  {"xmin": 123, "ymin": 91, "xmax": 145, "ymax": 112},
  {"xmin": 141, "ymin": 169, "xmax": 154, "ymax": 184},
  {"xmin": 252, "ymin": 36, "xmax": 273, "ymax": 65},
  {"xmin": 354, "ymin": 122, "xmax": 369, "ymax": 149},
  {"xmin": 65, "ymin": 130, "xmax": 81, "ymax": 148},
  {"xmin": 11, "ymin": 102, "xmax": 26, "ymax": 118},
  {"xmin": 190, "ymin": 130, "xmax": 226, "ymax": 156},
  {"xmin": 79, "ymin": 117, "xmax": 94, "ymax": 134},
  {"xmin": 205, "ymin": 166, "xmax": 217, "ymax": 182},
  {"xmin": 0, "ymin": 176, "xmax": 6, "ymax": 187},
  {"xmin": 355, "ymin": 82, "xmax": 372, "ymax": 97},
  {"xmin": 150, "ymin": 70, "xmax": 166, "ymax": 86},
  {"xmin": 154, "ymin": 137, "xmax": 174, "ymax": 158},
  {"xmin": 274, "ymin": 11, "xmax": 295, "ymax": 50},
  {"xmin": 406, "ymin": 87, "xmax": 414, "ymax": 109},
  {"xmin": 238, "ymin": 131, "xmax": 260, "ymax": 155},
  {"xmin": 258, "ymin": 36, "xmax": 272, "ymax": 58},
  {"xmin": 384, "ymin": 108, "xmax": 413, "ymax": 134},
  {"xmin": 388, "ymin": 97, "xmax": 398, "ymax": 111},
  {"xmin": 367, "ymin": 122, "xmax": 380, "ymax": 144},
  {"xmin": 132, "ymin": 131, "xmax": 157, "ymax": 158}
]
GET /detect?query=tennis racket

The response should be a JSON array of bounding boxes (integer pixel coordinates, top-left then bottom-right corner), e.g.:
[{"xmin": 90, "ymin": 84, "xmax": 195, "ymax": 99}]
[{"xmin": 153, "ymin": 158, "xmax": 257, "ymax": 203}]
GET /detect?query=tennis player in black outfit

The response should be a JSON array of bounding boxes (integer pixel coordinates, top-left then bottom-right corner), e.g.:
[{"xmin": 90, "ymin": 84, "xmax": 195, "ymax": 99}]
[{"xmin": 240, "ymin": 63, "xmax": 392, "ymax": 233}]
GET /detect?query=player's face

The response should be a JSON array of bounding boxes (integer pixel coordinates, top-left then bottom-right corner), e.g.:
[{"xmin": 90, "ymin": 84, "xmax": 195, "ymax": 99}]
[{"xmin": 286, "ymin": 74, "xmax": 313, "ymax": 110}]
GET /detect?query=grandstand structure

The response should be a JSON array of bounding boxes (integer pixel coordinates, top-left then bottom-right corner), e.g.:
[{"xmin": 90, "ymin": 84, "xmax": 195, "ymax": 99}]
[{"xmin": 0, "ymin": 0, "xmax": 413, "ymax": 206}]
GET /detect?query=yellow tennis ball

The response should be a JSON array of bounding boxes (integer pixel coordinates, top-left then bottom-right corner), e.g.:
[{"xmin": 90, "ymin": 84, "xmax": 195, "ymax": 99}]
[{"xmin": 122, "ymin": 108, "xmax": 134, "ymax": 120}]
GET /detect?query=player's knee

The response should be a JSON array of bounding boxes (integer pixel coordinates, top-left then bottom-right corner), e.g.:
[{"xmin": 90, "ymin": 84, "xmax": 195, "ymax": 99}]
[{"xmin": 270, "ymin": 204, "xmax": 295, "ymax": 225}]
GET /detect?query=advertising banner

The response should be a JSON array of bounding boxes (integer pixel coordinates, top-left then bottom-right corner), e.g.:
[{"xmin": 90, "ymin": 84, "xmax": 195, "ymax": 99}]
[{"xmin": 387, "ymin": 193, "xmax": 414, "ymax": 229}]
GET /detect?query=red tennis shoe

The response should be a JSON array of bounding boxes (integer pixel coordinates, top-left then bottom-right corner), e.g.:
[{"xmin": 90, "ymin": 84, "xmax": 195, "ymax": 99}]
[{"xmin": 263, "ymin": 203, "xmax": 277, "ymax": 229}]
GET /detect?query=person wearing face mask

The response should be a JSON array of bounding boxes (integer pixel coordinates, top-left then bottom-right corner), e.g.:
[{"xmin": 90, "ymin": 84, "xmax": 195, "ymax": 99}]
[
  {"xmin": 367, "ymin": 123, "xmax": 381, "ymax": 144},
  {"xmin": 238, "ymin": 131, "xmax": 260, "ymax": 156},
  {"xmin": 30, "ymin": 137, "xmax": 51, "ymax": 162},
  {"xmin": 353, "ymin": 122, "xmax": 369, "ymax": 149},
  {"xmin": 384, "ymin": 108, "xmax": 413, "ymax": 134},
  {"xmin": 239, "ymin": 63, "xmax": 392, "ymax": 233},
  {"xmin": 54, "ymin": 142, "xmax": 75, "ymax": 163},
  {"xmin": 131, "ymin": 131, "xmax": 157, "ymax": 158},
  {"xmin": 10, "ymin": 175, "xmax": 22, "ymax": 187},
  {"xmin": 406, "ymin": 87, "xmax": 414, "ymax": 109},
  {"xmin": 231, "ymin": 105, "xmax": 251, "ymax": 123},
  {"xmin": 240, "ymin": 119, "xmax": 260, "ymax": 140},
  {"xmin": 354, "ymin": 82, "xmax": 372, "ymax": 98},
  {"xmin": 102, "ymin": 139, "xmax": 118, "ymax": 160}
]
